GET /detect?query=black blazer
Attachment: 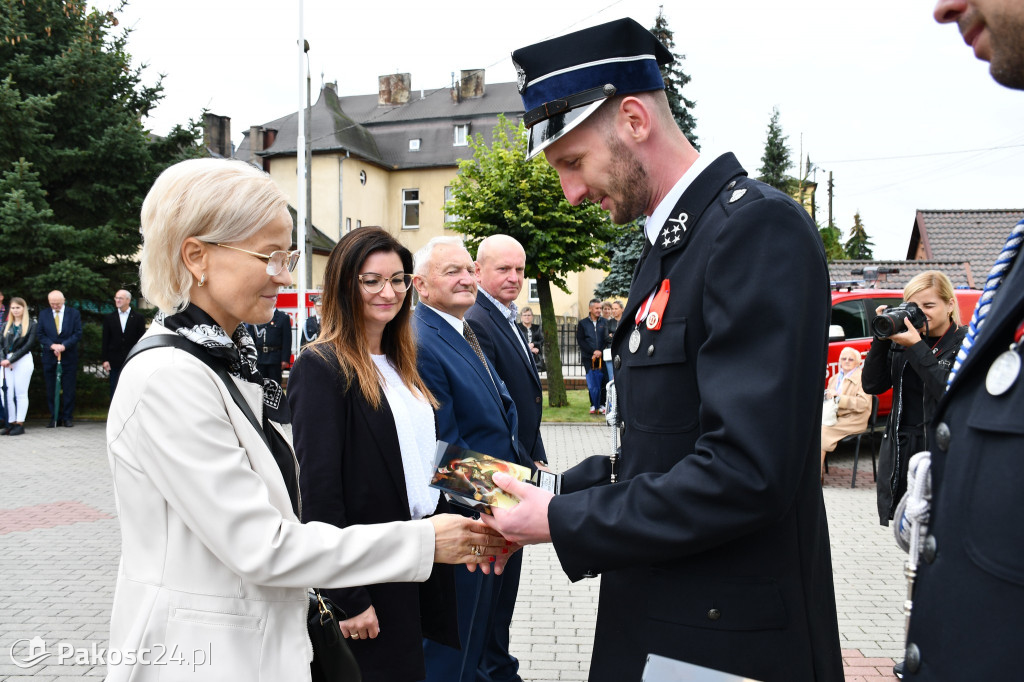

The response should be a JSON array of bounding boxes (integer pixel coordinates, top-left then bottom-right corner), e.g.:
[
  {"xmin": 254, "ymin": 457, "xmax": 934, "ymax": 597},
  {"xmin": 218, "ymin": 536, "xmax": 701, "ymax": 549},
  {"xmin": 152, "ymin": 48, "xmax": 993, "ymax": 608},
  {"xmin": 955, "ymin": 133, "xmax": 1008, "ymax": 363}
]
[
  {"xmin": 101, "ymin": 309, "xmax": 147, "ymax": 370},
  {"xmin": 465, "ymin": 293, "xmax": 547, "ymax": 464},
  {"xmin": 288, "ymin": 347, "xmax": 458, "ymax": 682},
  {"xmin": 548, "ymin": 154, "xmax": 843, "ymax": 681},
  {"xmin": 36, "ymin": 305, "xmax": 82, "ymax": 366},
  {"xmin": 3, "ymin": 318, "xmax": 37, "ymax": 363}
]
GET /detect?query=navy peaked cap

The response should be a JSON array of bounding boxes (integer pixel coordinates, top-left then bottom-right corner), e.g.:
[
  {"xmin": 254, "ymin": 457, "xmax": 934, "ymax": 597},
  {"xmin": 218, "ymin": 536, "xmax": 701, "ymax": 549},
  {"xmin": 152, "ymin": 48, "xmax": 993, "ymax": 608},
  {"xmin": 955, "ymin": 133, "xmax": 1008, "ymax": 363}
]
[{"xmin": 512, "ymin": 18, "xmax": 673, "ymax": 158}]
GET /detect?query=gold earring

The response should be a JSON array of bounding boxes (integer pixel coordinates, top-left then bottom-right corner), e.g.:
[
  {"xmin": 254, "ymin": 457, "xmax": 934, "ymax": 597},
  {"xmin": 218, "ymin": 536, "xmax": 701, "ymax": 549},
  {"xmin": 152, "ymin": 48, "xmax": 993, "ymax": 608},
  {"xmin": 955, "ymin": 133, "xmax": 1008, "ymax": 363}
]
[{"xmin": 198, "ymin": 273, "xmax": 207, "ymax": 288}]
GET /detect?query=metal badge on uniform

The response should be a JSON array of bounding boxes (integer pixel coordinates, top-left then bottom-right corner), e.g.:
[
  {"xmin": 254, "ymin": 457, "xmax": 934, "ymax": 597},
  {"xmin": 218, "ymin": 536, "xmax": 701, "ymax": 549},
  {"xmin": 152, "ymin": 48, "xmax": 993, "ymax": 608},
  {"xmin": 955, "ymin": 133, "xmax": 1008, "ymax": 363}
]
[
  {"xmin": 628, "ymin": 327, "xmax": 641, "ymax": 354},
  {"xmin": 728, "ymin": 188, "xmax": 747, "ymax": 203},
  {"xmin": 645, "ymin": 280, "xmax": 670, "ymax": 331},
  {"xmin": 645, "ymin": 311, "xmax": 659, "ymax": 330},
  {"xmin": 986, "ymin": 347, "xmax": 1021, "ymax": 395}
]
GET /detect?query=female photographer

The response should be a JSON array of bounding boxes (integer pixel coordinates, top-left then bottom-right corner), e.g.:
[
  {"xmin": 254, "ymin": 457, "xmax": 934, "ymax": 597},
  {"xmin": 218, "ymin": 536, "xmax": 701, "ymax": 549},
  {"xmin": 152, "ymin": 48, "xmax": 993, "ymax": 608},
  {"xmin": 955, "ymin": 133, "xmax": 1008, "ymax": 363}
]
[{"xmin": 862, "ymin": 271, "xmax": 965, "ymax": 526}]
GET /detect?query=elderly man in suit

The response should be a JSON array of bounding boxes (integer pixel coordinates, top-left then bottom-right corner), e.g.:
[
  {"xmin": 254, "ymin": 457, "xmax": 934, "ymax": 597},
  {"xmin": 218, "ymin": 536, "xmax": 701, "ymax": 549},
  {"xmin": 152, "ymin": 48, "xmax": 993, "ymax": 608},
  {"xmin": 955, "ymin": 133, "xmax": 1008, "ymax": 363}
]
[
  {"xmin": 484, "ymin": 18, "xmax": 842, "ymax": 681},
  {"xmin": 464, "ymin": 234, "xmax": 545, "ymax": 682},
  {"xmin": 101, "ymin": 290, "xmax": 147, "ymax": 397},
  {"xmin": 36, "ymin": 290, "xmax": 83, "ymax": 427},
  {"xmin": 411, "ymin": 235, "xmax": 528, "ymax": 682}
]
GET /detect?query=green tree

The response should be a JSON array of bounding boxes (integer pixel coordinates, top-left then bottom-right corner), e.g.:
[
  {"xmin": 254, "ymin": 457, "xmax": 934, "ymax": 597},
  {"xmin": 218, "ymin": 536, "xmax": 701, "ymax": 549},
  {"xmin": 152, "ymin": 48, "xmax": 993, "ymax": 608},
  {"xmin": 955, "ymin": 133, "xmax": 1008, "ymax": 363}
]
[
  {"xmin": 820, "ymin": 223, "xmax": 845, "ymax": 262},
  {"xmin": 446, "ymin": 115, "xmax": 619, "ymax": 406},
  {"xmin": 844, "ymin": 212, "xmax": 875, "ymax": 260},
  {"xmin": 0, "ymin": 0, "xmax": 203, "ymax": 304},
  {"xmin": 650, "ymin": 6, "xmax": 699, "ymax": 150},
  {"xmin": 757, "ymin": 106, "xmax": 793, "ymax": 192},
  {"xmin": 594, "ymin": 221, "xmax": 644, "ymax": 299}
]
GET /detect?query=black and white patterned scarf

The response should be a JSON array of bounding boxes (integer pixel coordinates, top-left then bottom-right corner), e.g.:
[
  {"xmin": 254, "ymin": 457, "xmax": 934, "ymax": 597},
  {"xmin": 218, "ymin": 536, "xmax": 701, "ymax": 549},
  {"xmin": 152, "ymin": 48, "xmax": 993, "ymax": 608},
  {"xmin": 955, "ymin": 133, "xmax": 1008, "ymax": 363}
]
[{"xmin": 159, "ymin": 305, "xmax": 290, "ymax": 424}]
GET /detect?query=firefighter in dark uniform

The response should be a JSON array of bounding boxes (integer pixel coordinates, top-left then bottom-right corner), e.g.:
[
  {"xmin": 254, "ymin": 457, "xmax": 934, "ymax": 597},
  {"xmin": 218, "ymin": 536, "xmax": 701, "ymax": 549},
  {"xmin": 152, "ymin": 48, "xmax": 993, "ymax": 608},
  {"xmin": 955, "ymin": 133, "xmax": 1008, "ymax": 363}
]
[
  {"xmin": 483, "ymin": 18, "xmax": 842, "ymax": 682},
  {"xmin": 247, "ymin": 307, "xmax": 292, "ymax": 383},
  {"xmin": 898, "ymin": 1, "xmax": 1024, "ymax": 678}
]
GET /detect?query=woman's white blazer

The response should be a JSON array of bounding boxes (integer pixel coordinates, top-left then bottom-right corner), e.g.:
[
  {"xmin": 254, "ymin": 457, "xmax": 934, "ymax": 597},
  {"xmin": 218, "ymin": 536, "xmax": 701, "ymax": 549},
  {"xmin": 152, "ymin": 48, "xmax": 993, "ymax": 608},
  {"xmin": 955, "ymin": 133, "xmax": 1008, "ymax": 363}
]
[{"xmin": 105, "ymin": 326, "xmax": 434, "ymax": 681}]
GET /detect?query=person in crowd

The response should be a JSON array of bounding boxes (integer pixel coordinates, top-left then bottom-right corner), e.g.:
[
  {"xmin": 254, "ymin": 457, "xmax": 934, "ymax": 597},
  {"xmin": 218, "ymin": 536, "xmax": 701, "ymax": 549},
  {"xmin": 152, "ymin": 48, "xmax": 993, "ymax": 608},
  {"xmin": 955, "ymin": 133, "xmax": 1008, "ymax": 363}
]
[
  {"xmin": 611, "ymin": 299, "xmax": 624, "ymax": 324},
  {"xmin": 602, "ymin": 300, "xmax": 618, "ymax": 384},
  {"xmin": 821, "ymin": 346, "xmax": 871, "ymax": 481},
  {"xmin": 0, "ymin": 289, "xmax": 6, "ymax": 325},
  {"xmin": 302, "ymin": 296, "xmax": 322, "ymax": 346},
  {"xmin": 862, "ymin": 270, "xmax": 965, "ymax": 527},
  {"xmin": 105, "ymin": 158, "xmax": 507, "ymax": 682},
  {"xmin": 576, "ymin": 298, "xmax": 607, "ymax": 414},
  {"xmin": 246, "ymin": 306, "xmax": 292, "ymax": 383},
  {"xmin": 1, "ymin": 297, "xmax": 36, "ymax": 436},
  {"xmin": 897, "ymin": 4, "xmax": 1024, "ymax": 676},
  {"xmin": 36, "ymin": 290, "xmax": 82, "ymax": 427},
  {"xmin": 288, "ymin": 227, "xmax": 459, "ymax": 682},
  {"xmin": 101, "ymin": 289, "xmax": 147, "ymax": 397},
  {"xmin": 516, "ymin": 306, "xmax": 544, "ymax": 374},
  {"xmin": 464, "ymin": 234, "xmax": 546, "ymax": 682},
  {"xmin": 411, "ymin": 236, "xmax": 529, "ymax": 682},
  {"xmin": 483, "ymin": 18, "xmax": 842, "ymax": 681}
]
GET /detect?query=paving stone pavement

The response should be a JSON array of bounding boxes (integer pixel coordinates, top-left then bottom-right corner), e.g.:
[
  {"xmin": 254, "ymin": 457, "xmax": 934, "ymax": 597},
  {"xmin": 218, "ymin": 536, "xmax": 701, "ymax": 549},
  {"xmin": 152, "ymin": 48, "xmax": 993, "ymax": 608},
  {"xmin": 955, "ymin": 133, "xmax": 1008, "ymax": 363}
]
[{"xmin": 0, "ymin": 420, "xmax": 904, "ymax": 681}]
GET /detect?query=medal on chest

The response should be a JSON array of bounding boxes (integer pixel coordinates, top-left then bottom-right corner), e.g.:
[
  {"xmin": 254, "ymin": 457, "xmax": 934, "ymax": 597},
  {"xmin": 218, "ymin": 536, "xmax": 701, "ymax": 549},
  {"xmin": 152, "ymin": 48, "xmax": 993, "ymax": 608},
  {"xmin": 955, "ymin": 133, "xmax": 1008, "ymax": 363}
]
[
  {"xmin": 985, "ymin": 319, "xmax": 1024, "ymax": 396},
  {"xmin": 629, "ymin": 279, "xmax": 670, "ymax": 353}
]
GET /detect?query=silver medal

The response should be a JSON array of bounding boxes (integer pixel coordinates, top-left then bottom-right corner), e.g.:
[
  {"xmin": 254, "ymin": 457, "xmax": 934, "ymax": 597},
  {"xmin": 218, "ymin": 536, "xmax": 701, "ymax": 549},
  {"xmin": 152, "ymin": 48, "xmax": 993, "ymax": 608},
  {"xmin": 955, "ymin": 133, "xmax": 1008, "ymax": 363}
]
[
  {"xmin": 628, "ymin": 327, "xmax": 641, "ymax": 354},
  {"xmin": 985, "ymin": 346, "xmax": 1021, "ymax": 395}
]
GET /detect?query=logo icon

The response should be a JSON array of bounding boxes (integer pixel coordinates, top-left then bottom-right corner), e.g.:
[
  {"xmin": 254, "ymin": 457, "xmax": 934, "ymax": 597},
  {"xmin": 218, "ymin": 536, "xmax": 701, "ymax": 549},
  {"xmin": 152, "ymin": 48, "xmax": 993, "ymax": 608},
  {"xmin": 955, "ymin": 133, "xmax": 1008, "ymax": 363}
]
[{"xmin": 10, "ymin": 635, "xmax": 52, "ymax": 668}]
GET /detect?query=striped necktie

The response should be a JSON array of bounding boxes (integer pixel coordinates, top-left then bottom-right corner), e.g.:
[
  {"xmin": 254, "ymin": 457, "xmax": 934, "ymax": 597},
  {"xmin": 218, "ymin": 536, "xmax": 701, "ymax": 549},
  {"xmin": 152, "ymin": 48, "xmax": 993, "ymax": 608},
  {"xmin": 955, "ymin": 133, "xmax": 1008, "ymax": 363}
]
[{"xmin": 948, "ymin": 218, "xmax": 1024, "ymax": 387}]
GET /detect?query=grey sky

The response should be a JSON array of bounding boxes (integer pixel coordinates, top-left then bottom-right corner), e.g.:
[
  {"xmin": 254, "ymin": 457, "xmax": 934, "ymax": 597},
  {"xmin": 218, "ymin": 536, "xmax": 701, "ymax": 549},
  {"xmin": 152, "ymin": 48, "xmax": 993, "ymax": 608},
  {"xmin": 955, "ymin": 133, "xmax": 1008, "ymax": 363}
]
[{"xmin": 103, "ymin": 0, "xmax": 1023, "ymax": 260}]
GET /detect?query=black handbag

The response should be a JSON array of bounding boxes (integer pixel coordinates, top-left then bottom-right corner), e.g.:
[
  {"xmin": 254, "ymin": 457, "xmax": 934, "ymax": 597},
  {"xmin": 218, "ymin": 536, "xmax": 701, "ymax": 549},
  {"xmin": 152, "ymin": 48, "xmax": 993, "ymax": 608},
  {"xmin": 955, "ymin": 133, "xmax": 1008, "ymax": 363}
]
[
  {"xmin": 308, "ymin": 590, "xmax": 362, "ymax": 682},
  {"xmin": 128, "ymin": 335, "xmax": 362, "ymax": 681}
]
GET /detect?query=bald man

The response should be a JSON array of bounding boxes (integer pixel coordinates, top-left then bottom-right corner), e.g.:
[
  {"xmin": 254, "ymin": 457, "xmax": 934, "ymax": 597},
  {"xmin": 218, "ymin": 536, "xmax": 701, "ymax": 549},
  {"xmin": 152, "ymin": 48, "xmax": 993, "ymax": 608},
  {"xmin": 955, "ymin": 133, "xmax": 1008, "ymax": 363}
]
[{"xmin": 101, "ymin": 289, "xmax": 146, "ymax": 398}]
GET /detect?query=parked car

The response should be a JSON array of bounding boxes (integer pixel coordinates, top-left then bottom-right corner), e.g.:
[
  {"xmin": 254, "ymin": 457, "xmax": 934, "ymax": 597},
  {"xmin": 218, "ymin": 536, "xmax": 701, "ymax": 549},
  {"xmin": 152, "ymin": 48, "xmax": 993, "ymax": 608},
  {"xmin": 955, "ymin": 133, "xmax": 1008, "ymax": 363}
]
[{"xmin": 826, "ymin": 286, "xmax": 981, "ymax": 417}]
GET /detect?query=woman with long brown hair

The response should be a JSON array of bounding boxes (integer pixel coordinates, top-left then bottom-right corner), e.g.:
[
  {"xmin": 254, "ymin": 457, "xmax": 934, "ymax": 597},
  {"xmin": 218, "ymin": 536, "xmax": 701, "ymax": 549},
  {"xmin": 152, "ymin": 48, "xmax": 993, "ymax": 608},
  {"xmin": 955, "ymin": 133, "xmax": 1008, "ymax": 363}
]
[{"xmin": 288, "ymin": 226, "xmax": 459, "ymax": 682}]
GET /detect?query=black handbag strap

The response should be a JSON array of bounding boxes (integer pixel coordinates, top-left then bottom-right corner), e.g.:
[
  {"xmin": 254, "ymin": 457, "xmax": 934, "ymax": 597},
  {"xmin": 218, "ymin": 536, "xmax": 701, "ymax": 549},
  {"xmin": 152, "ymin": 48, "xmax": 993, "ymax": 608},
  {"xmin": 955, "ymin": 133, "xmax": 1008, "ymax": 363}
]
[{"xmin": 126, "ymin": 334, "xmax": 271, "ymax": 450}]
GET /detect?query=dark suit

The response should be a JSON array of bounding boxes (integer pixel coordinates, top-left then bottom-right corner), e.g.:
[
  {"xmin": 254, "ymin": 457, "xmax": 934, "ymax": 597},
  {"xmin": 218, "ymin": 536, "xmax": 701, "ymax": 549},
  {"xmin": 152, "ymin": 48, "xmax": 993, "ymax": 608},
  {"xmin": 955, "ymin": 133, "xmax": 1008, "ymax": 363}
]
[
  {"xmin": 547, "ymin": 154, "xmax": 843, "ymax": 681},
  {"xmin": 288, "ymin": 347, "xmax": 457, "ymax": 682},
  {"xmin": 302, "ymin": 315, "xmax": 321, "ymax": 346},
  {"xmin": 464, "ymin": 292, "xmax": 545, "ymax": 681},
  {"xmin": 246, "ymin": 308, "xmax": 292, "ymax": 383},
  {"xmin": 36, "ymin": 305, "xmax": 82, "ymax": 423},
  {"xmin": 413, "ymin": 304, "xmax": 526, "ymax": 682},
  {"xmin": 101, "ymin": 308, "xmax": 146, "ymax": 397},
  {"xmin": 903, "ymin": 241, "xmax": 1024, "ymax": 679}
]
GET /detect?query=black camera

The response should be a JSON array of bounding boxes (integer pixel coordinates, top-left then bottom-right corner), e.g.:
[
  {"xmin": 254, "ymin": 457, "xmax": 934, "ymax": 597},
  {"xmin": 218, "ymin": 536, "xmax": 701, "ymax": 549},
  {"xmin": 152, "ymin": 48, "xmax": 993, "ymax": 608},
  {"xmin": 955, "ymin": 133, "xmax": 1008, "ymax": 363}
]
[{"xmin": 871, "ymin": 302, "xmax": 927, "ymax": 339}]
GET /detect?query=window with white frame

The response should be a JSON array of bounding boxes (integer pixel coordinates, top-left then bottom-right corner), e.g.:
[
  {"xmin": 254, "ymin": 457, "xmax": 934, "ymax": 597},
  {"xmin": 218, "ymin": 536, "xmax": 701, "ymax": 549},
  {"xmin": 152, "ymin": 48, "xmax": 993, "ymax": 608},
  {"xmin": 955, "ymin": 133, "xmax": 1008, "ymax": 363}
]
[
  {"xmin": 345, "ymin": 217, "xmax": 351, "ymax": 234},
  {"xmin": 453, "ymin": 124, "xmax": 469, "ymax": 146},
  {"xmin": 402, "ymin": 189, "xmax": 420, "ymax": 229},
  {"xmin": 528, "ymin": 279, "xmax": 539, "ymax": 301},
  {"xmin": 409, "ymin": 138, "xmax": 421, "ymax": 151},
  {"xmin": 444, "ymin": 186, "xmax": 459, "ymax": 224}
]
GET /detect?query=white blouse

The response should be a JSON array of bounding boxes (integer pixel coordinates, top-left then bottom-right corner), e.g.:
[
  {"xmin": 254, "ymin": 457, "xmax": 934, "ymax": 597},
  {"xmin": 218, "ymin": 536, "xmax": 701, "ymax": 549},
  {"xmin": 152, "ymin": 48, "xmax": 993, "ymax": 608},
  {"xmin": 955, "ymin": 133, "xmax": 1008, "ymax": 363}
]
[{"xmin": 372, "ymin": 354, "xmax": 440, "ymax": 519}]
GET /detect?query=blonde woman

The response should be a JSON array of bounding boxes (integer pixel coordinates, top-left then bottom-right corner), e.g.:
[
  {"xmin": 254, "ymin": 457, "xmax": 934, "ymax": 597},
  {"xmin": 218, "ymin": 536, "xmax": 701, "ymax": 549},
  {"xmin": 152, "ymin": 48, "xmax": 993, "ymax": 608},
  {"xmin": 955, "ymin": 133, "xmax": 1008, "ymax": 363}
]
[
  {"xmin": 862, "ymin": 270, "xmax": 966, "ymax": 526},
  {"xmin": 1, "ymin": 297, "xmax": 36, "ymax": 436},
  {"xmin": 106, "ymin": 158, "xmax": 507, "ymax": 681}
]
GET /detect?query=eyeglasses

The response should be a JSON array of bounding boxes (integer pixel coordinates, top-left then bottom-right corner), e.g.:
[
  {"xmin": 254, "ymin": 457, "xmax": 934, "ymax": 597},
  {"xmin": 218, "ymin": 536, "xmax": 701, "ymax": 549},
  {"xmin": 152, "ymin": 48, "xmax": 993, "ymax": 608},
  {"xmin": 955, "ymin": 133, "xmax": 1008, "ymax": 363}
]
[
  {"xmin": 216, "ymin": 244, "xmax": 301, "ymax": 276},
  {"xmin": 357, "ymin": 273, "xmax": 412, "ymax": 294}
]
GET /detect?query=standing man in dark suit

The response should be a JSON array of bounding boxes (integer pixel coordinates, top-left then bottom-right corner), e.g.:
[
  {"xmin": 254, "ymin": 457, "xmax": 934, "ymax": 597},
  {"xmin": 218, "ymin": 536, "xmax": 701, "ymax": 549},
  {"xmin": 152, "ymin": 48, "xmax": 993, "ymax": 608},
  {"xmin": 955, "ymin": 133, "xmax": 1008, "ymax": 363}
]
[
  {"xmin": 301, "ymin": 296, "xmax": 322, "ymax": 347},
  {"xmin": 246, "ymin": 307, "xmax": 292, "ymax": 383},
  {"xmin": 892, "ymin": 3, "xmax": 1024, "ymax": 679},
  {"xmin": 576, "ymin": 298, "xmax": 607, "ymax": 414},
  {"xmin": 101, "ymin": 289, "xmax": 146, "ymax": 397},
  {"xmin": 36, "ymin": 290, "xmax": 83, "ymax": 427},
  {"xmin": 464, "ymin": 233, "xmax": 545, "ymax": 682},
  {"xmin": 411, "ymin": 235, "xmax": 527, "ymax": 682},
  {"xmin": 485, "ymin": 19, "xmax": 842, "ymax": 682}
]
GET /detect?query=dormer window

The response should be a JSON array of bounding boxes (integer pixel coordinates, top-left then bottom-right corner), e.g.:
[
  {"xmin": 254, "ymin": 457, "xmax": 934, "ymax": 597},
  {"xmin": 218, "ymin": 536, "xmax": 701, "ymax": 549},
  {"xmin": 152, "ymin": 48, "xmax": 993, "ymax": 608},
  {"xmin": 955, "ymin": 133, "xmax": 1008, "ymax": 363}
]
[
  {"xmin": 409, "ymin": 138, "xmax": 421, "ymax": 151},
  {"xmin": 453, "ymin": 124, "xmax": 469, "ymax": 147}
]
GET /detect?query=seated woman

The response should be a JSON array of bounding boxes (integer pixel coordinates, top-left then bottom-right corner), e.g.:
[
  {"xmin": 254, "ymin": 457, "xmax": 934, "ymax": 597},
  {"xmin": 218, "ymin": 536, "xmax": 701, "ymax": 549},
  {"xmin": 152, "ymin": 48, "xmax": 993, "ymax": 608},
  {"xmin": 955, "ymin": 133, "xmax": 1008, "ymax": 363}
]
[
  {"xmin": 821, "ymin": 346, "xmax": 871, "ymax": 481},
  {"xmin": 288, "ymin": 227, "xmax": 458, "ymax": 682}
]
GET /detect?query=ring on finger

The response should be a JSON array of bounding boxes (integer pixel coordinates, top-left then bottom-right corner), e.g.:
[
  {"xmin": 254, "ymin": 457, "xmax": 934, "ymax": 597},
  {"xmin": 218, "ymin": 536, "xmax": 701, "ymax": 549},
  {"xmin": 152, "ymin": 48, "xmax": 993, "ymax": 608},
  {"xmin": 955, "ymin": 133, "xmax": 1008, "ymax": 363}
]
[
  {"xmin": 351, "ymin": 633, "xmax": 359, "ymax": 639},
  {"xmin": 470, "ymin": 544, "xmax": 482, "ymax": 556}
]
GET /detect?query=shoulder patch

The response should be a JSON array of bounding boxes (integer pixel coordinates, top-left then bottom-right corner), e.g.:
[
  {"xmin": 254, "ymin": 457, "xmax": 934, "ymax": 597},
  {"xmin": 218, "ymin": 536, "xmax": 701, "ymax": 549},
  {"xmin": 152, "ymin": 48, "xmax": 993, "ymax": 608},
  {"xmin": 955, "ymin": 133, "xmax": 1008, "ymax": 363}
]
[{"xmin": 728, "ymin": 188, "xmax": 747, "ymax": 203}]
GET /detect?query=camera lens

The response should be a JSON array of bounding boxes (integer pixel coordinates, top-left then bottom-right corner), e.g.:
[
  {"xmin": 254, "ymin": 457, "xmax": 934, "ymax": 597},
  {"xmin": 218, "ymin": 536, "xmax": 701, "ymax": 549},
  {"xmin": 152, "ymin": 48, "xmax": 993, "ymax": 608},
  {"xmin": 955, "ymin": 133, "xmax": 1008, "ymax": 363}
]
[{"xmin": 871, "ymin": 311, "xmax": 905, "ymax": 339}]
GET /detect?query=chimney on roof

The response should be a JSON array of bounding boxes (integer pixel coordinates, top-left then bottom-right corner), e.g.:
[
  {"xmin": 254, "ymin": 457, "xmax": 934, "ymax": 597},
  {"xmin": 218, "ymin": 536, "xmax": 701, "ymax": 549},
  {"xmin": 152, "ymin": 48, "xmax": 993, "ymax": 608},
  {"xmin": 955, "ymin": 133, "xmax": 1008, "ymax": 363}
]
[
  {"xmin": 460, "ymin": 69, "xmax": 485, "ymax": 99},
  {"xmin": 203, "ymin": 113, "xmax": 231, "ymax": 158},
  {"xmin": 326, "ymin": 81, "xmax": 338, "ymax": 94},
  {"xmin": 378, "ymin": 73, "xmax": 411, "ymax": 106}
]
